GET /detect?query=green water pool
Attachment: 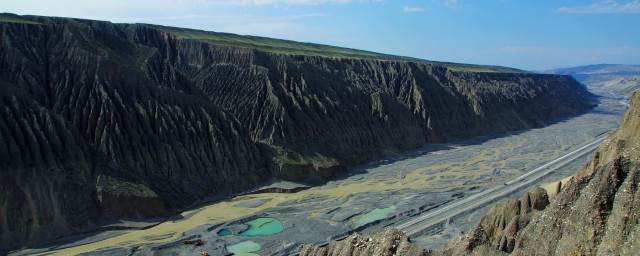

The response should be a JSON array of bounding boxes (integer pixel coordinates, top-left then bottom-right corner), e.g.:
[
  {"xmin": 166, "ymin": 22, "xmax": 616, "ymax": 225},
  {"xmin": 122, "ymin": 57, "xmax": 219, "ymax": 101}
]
[
  {"xmin": 217, "ymin": 229, "xmax": 232, "ymax": 236},
  {"xmin": 239, "ymin": 217, "xmax": 284, "ymax": 237},
  {"xmin": 354, "ymin": 206, "xmax": 397, "ymax": 228},
  {"xmin": 226, "ymin": 240, "xmax": 261, "ymax": 256}
]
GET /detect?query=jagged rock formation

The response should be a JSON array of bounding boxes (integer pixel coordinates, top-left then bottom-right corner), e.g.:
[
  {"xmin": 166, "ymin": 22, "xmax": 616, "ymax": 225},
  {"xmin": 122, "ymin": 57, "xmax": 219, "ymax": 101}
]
[
  {"xmin": 441, "ymin": 91, "xmax": 640, "ymax": 255},
  {"xmin": 300, "ymin": 228, "xmax": 430, "ymax": 256},
  {"xmin": 439, "ymin": 187, "xmax": 550, "ymax": 255},
  {"xmin": 0, "ymin": 14, "xmax": 594, "ymax": 250}
]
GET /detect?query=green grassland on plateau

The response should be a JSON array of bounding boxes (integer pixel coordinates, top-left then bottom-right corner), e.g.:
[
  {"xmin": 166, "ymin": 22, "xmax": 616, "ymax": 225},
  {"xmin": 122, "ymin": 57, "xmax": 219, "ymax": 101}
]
[
  {"xmin": 0, "ymin": 12, "xmax": 524, "ymax": 73},
  {"xmin": 0, "ymin": 13, "xmax": 40, "ymax": 24}
]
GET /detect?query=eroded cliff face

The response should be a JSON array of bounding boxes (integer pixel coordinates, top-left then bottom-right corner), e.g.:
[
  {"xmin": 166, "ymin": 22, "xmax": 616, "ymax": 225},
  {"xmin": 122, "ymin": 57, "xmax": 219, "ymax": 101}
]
[
  {"xmin": 0, "ymin": 15, "xmax": 594, "ymax": 250},
  {"xmin": 438, "ymin": 92, "xmax": 640, "ymax": 256},
  {"xmin": 0, "ymin": 17, "xmax": 268, "ymax": 250},
  {"xmin": 127, "ymin": 25, "xmax": 593, "ymax": 180}
]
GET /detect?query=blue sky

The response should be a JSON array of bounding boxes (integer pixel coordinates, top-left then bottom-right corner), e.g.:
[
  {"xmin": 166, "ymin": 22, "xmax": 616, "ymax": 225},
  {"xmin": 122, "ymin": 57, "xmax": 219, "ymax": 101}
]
[{"xmin": 2, "ymin": 0, "xmax": 639, "ymax": 70}]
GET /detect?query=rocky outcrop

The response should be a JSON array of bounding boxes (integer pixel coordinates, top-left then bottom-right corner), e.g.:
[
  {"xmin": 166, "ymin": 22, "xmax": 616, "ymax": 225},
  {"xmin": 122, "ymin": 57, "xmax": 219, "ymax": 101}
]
[
  {"xmin": 0, "ymin": 14, "xmax": 594, "ymax": 250},
  {"xmin": 96, "ymin": 174, "xmax": 167, "ymax": 219},
  {"xmin": 440, "ymin": 187, "xmax": 550, "ymax": 255},
  {"xmin": 300, "ymin": 228, "xmax": 430, "ymax": 256},
  {"xmin": 441, "ymin": 91, "xmax": 640, "ymax": 255}
]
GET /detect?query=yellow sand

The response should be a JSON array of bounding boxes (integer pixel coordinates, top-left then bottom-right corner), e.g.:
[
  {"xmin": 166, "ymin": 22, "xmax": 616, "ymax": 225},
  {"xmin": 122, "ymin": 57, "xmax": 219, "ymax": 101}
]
[
  {"xmin": 36, "ymin": 133, "xmax": 585, "ymax": 255},
  {"xmin": 37, "ymin": 163, "xmax": 489, "ymax": 255},
  {"xmin": 541, "ymin": 175, "xmax": 574, "ymax": 198}
]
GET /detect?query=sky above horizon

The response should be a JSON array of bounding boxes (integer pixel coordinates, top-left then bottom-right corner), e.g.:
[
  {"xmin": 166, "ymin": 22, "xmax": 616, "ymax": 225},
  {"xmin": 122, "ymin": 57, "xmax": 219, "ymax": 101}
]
[{"xmin": 2, "ymin": 0, "xmax": 639, "ymax": 70}]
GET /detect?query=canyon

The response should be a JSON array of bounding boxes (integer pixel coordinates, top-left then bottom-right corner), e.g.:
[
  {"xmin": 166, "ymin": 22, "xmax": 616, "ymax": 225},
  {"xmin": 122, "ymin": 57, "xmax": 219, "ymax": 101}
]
[{"xmin": 1, "ymin": 13, "xmax": 597, "ymax": 253}]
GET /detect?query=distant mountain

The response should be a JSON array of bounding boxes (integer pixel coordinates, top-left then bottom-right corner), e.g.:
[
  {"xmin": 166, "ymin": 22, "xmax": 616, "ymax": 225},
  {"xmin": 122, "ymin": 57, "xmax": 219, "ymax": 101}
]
[
  {"xmin": 542, "ymin": 64, "xmax": 640, "ymax": 95},
  {"xmin": 544, "ymin": 64, "xmax": 640, "ymax": 76}
]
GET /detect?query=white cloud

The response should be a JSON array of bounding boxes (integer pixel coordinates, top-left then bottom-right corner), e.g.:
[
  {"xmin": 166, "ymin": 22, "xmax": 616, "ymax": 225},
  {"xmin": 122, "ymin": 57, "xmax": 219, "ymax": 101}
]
[
  {"xmin": 208, "ymin": 0, "xmax": 377, "ymax": 6},
  {"xmin": 0, "ymin": 0, "xmax": 352, "ymax": 45},
  {"xmin": 0, "ymin": 0, "xmax": 377, "ymax": 17},
  {"xmin": 443, "ymin": 0, "xmax": 460, "ymax": 9},
  {"xmin": 557, "ymin": 0, "xmax": 640, "ymax": 14},
  {"xmin": 403, "ymin": 6, "xmax": 425, "ymax": 12},
  {"xmin": 1, "ymin": 0, "xmax": 202, "ymax": 18}
]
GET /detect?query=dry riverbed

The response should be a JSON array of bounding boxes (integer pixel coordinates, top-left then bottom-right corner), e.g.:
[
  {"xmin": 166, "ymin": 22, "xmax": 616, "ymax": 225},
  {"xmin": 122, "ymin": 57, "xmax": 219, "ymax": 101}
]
[{"xmin": 15, "ymin": 89, "xmax": 627, "ymax": 256}]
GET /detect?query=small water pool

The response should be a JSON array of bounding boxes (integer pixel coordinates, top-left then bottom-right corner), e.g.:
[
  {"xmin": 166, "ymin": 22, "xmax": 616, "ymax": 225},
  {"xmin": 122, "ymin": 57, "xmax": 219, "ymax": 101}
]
[
  {"xmin": 217, "ymin": 229, "xmax": 232, "ymax": 236},
  {"xmin": 226, "ymin": 240, "xmax": 261, "ymax": 256},
  {"xmin": 239, "ymin": 217, "xmax": 284, "ymax": 237},
  {"xmin": 354, "ymin": 206, "xmax": 397, "ymax": 228}
]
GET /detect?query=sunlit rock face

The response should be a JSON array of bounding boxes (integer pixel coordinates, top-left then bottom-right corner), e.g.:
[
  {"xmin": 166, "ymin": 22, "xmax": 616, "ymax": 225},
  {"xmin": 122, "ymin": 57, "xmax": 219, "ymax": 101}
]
[
  {"xmin": 300, "ymin": 228, "xmax": 430, "ymax": 256},
  {"xmin": 439, "ymin": 91, "xmax": 640, "ymax": 256}
]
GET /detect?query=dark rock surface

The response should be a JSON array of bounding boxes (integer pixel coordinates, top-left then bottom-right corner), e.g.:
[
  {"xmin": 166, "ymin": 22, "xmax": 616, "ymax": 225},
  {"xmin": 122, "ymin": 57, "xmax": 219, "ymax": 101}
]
[
  {"xmin": 0, "ymin": 14, "xmax": 594, "ymax": 250},
  {"xmin": 96, "ymin": 174, "xmax": 168, "ymax": 219},
  {"xmin": 0, "ymin": 16, "xmax": 268, "ymax": 250}
]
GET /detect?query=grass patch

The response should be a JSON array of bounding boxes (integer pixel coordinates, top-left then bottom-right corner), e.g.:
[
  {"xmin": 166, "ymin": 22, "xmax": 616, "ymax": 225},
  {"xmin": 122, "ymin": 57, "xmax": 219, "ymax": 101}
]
[
  {"xmin": 446, "ymin": 65, "xmax": 500, "ymax": 73},
  {"xmin": 146, "ymin": 24, "xmax": 419, "ymax": 61},
  {"xmin": 147, "ymin": 25, "xmax": 526, "ymax": 73},
  {"xmin": 444, "ymin": 63, "xmax": 527, "ymax": 73},
  {"xmin": 0, "ymin": 13, "xmax": 41, "ymax": 25}
]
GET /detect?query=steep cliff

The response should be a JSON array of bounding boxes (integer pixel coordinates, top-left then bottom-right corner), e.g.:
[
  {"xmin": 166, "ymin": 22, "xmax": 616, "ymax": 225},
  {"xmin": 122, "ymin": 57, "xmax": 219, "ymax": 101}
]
[
  {"xmin": 0, "ymin": 15, "xmax": 268, "ymax": 250},
  {"xmin": 129, "ymin": 24, "xmax": 594, "ymax": 181},
  {"xmin": 0, "ymin": 13, "xmax": 594, "ymax": 250}
]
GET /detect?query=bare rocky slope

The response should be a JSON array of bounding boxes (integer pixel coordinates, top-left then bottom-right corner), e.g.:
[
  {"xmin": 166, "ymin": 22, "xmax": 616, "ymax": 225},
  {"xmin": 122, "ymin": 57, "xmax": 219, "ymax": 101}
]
[
  {"xmin": 0, "ymin": 14, "xmax": 593, "ymax": 250},
  {"xmin": 300, "ymin": 228, "xmax": 430, "ymax": 256},
  {"xmin": 301, "ymin": 91, "xmax": 640, "ymax": 256}
]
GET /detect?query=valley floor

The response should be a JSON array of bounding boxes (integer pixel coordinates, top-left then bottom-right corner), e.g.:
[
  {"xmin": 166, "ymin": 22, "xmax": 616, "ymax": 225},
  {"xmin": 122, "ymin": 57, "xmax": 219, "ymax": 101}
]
[{"xmin": 15, "ymin": 88, "xmax": 628, "ymax": 256}]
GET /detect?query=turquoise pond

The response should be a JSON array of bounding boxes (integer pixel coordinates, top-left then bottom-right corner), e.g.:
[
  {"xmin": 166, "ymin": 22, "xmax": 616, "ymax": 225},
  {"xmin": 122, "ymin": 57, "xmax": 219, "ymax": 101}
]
[
  {"xmin": 239, "ymin": 218, "xmax": 284, "ymax": 237},
  {"xmin": 354, "ymin": 206, "xmax": 397, "ymax": 228},
  {"xmin": 226, "ymin": 240, "xmax": 261, "ymax": 256},
  {"xmin": 217, "ymin": 229, "xmax": 232, "ymax": 236}
]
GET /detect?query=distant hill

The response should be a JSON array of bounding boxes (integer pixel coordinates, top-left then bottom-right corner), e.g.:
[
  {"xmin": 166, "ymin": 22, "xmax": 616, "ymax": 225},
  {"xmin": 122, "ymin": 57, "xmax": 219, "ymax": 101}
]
[{"xmin": 542, "ymin": 64, "xmax": 640, "ymax": 95}]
